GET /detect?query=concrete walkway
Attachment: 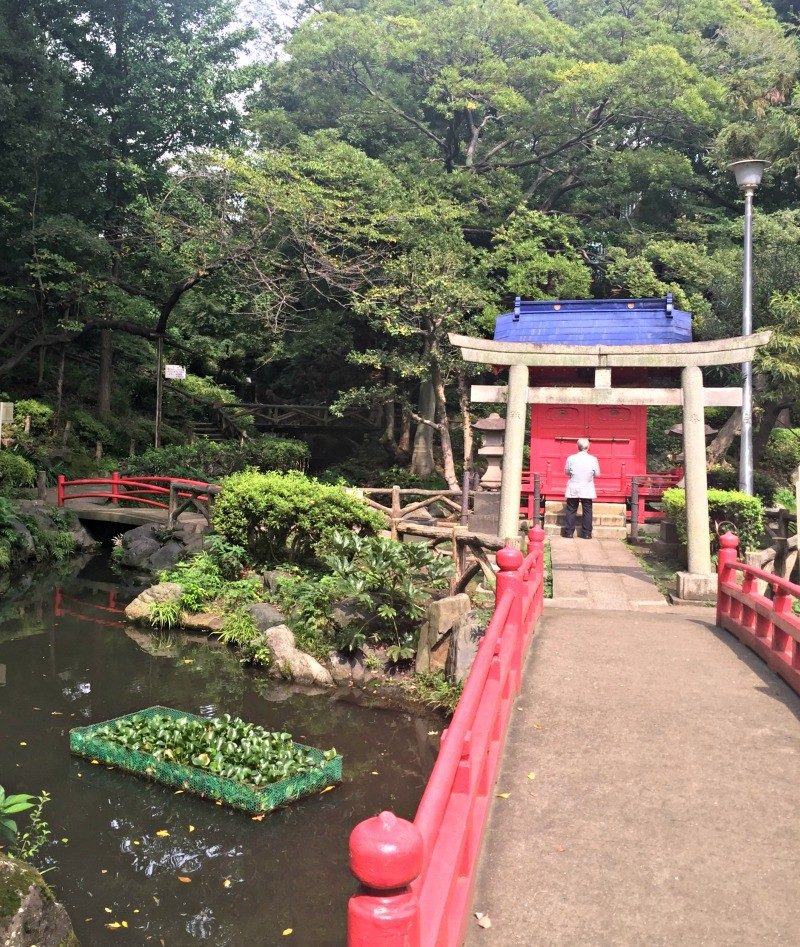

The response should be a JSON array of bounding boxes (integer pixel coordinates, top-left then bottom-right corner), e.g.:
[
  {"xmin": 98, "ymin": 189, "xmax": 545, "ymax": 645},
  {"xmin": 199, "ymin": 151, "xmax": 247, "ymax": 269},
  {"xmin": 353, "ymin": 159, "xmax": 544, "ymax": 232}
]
[
  {"xmin": 468, "ymin": 577, "xmax": 800, "ymax": 945},
  {"xmin": 548, "ymin": 534, "xmax": 668, "ymax": 610}
]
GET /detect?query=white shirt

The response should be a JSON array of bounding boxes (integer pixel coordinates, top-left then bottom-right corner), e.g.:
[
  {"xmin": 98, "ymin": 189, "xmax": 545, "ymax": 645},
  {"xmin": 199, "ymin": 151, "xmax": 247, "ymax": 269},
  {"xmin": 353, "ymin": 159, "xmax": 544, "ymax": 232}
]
[{"xmin": 564, "ymin": 451, "xmax": 600, "ymax": 499}]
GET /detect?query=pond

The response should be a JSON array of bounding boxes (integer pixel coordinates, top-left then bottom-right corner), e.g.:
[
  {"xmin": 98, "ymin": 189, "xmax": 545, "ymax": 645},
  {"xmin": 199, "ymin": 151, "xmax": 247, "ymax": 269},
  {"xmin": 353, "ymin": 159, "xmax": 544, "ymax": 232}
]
[{"xmin": 0, "ymin": 554, "xmax": 440, "ymax": 946}]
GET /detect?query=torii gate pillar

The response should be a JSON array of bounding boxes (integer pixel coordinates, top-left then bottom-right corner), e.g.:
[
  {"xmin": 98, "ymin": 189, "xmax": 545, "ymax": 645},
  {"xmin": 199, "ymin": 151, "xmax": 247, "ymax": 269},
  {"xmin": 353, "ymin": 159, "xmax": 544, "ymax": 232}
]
[{"xmin": 498, "ymin": 364, "xmax": 528, "ymax": 543}]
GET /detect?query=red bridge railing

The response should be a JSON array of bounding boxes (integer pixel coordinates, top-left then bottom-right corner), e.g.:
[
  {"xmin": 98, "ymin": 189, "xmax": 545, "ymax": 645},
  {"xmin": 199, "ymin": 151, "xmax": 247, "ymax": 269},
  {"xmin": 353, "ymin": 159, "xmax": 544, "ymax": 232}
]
[
  {"xmin": 56, "ymin": 472, "xmax": 213, "ymax": 511},
  {"xmin": 717, "ymin": 532, "xmax": 800, "ymax": 697},
  {"xmin": 348, "ymin": 526, "xmax": 546, "ymax": 947}
]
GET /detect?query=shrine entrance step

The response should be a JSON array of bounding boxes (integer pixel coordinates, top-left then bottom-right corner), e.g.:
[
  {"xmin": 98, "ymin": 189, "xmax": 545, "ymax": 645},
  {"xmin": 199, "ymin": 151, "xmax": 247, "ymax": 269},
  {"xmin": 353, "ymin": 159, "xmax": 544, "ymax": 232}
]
[{"xmin": 542, "ymin": 500, "xmax": 627, "ymax": 540}]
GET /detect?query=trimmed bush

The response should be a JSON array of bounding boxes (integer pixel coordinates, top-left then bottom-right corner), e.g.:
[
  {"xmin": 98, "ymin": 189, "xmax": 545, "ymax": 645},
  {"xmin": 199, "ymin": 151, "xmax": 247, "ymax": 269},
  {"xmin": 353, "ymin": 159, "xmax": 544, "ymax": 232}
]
[
  {"xmin": 212, "ymin": 470, "xmax": 386, "ymax": 565},
  {"xmin": 707, "ymin": 465, "xmax": 778, "ymax": 506},
  {"xmin": 0, "ymin": 452, "xmax": 36, "ymax": 492},
  {"xmin": 761, "ymin": 428, "xmax": 800, "ymax": 485},
  {"xmin": 662, "ymin": 487, "xmax": 764, "ymax": 552},
  {"xmin": 123, "ymin": 436, "xmax": 309, "ymax": 481}
]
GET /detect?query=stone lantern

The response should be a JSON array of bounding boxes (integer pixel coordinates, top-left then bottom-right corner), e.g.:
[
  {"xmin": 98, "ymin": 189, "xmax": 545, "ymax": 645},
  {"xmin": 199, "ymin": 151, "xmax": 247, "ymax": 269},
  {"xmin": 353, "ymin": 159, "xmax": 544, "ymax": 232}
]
[{"xmin": 470, "ymin": 413, "xmax": 506, "ymax": 535}]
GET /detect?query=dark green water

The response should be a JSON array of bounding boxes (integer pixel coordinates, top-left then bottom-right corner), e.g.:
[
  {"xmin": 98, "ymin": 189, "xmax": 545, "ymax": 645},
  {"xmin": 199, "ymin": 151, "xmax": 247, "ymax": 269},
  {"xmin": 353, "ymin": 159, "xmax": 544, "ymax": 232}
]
[{"xmin": 0, "ymin": 556, "xmax": 439, "ymax": 946}]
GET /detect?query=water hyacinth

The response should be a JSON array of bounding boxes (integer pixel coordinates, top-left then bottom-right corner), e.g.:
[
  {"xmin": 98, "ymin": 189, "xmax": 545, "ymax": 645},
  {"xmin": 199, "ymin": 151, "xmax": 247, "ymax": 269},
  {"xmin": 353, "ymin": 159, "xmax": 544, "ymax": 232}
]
[{"xmin": 95, "ymin": 713, "xmax": 336, "ymax": 788}]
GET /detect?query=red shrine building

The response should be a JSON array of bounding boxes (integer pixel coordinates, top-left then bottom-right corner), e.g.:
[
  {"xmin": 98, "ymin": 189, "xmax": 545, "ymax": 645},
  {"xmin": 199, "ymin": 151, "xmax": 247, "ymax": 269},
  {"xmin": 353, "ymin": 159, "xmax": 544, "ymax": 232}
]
[{"xmin": 491, "ymin": 295, "xmax": 692, "ymax": 524}]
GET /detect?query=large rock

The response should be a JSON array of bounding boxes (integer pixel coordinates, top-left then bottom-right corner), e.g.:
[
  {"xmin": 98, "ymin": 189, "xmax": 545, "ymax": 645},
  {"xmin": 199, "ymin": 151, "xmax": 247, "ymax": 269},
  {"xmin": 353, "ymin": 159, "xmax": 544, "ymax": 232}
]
[
  {"xmin": 445, "ymin": 610, "xmax": 483, "ymax": 683},
  {"xmin": 415, "ymin": 593, "xmax": 471, "ymax": 674},
  {"xmin": 120, "ymin": 524, "xmax": 161, "ymax": 569},
  {"xmin": 180, "ymin": 611, "xmax": 224, "ymax": 633},
  {"xmin": 147, "ymin": 540, "xmax": 185, "ymax": 572},
  {"xmin": 330, "ymin": 598, "xmax": 373, "ymax": 632},
  {"xmin": 124, "ymin": 582, "xmax": 183, "ymax": 623},
  {"xmin": 7, "ymin": 518, "xmax": 35, "ymax": 558},
  {"xmin": 264, "ymin": 624, "xmax": 333, "ymax": 686},
  {"xmin": 248, "ymin": 602, "xmax": 288, "ymax": 632},
  {"xmin": 0, "ymin": 853, "xmax": 79, "ymax": 946}
]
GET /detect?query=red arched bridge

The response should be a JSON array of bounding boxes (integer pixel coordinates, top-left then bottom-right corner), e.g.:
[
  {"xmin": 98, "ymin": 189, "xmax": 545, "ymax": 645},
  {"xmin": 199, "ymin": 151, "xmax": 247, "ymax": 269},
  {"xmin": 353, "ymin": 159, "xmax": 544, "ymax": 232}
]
[
  {"xmin": 56, "ymin": 473, "xmax": 219, "ymax": 527},
  {"xmin": 347, "ymin": 531, "xmax": 800, "ymax": 946}
]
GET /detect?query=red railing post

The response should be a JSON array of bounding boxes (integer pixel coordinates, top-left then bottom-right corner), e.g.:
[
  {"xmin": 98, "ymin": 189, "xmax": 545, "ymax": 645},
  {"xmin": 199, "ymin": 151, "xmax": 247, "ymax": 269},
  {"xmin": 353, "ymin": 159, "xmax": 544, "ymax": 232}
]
[
  {"xmin": 348, "ymin": 811, "xmax": 423, "ymax": 947},
  {"xmin": 528, "ymin": 524, "xmax": 546, "ymax": 619},
  {"xmin": 496, "ymin": 545, "xmax": 524, "ymax": 691},
  {"xmin": 110, "ymin": 470, "xmax": 120, "ymax": 505},
  {"xmin": 716, "ymin": 532, "xmax": 739, "ymax": 626},
  {"xmin": 56, "ymin": 474, "xmax": 65, "ymax": 507}
]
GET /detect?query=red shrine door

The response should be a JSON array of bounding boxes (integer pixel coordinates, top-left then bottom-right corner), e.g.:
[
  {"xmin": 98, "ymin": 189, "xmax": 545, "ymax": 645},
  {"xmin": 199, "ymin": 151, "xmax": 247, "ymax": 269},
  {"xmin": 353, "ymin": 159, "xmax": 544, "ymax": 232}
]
[{"xmin": 529, "ymin": 404, "xmax": 646, "ymax": 503}]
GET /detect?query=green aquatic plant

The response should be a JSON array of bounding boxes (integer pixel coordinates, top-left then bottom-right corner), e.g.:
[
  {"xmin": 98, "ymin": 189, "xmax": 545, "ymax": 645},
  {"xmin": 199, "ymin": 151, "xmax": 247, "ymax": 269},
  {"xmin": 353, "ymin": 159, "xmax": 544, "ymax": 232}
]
[
  {"xmin": 148, "ymin": 598, "xmax": 182, "ymax": 629},
  {"xmin": 96, "ymin": 713, "xmax": 335, "ymax": 788},
  {"xmin": 218, "ymin": 608, "xmax": 271, "ymax": 665},
  {"xmin": 0, "ymin": 786, "xmax": 51, "ymax": 861}
]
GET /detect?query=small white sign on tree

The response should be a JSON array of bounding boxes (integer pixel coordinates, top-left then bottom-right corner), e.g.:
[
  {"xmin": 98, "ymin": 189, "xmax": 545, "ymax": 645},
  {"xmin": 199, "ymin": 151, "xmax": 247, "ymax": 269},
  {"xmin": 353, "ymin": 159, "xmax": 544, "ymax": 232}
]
[{"xmin": 164, "ymin": 364, "xmax": 187, "ymax": 380}]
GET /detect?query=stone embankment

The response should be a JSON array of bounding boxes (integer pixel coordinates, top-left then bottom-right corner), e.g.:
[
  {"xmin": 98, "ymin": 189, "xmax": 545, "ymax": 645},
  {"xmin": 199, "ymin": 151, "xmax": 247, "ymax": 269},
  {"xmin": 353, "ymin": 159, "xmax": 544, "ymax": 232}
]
[{"xmin": 0, "ymin": 853, "xmax": 79, "ymax": 946}]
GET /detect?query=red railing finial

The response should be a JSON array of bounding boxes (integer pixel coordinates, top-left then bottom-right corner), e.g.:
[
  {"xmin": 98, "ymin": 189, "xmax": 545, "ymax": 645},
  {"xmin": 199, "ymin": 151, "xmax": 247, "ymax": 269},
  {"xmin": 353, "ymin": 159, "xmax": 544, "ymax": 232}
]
[{"xmin": 348, "ymin": 811, "xmax": 422, "ymax": 946}]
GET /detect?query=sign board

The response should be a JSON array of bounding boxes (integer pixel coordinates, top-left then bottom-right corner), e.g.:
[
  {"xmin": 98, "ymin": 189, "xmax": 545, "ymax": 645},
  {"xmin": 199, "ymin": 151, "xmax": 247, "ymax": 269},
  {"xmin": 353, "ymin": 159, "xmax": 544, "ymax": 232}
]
[
  {"xmin": 164, "ymin": 364, "xmax": 187, "ymax": 380},
  {"xmin": 0, "ymin": 402, "xmax": 13, "ymax": 423}
]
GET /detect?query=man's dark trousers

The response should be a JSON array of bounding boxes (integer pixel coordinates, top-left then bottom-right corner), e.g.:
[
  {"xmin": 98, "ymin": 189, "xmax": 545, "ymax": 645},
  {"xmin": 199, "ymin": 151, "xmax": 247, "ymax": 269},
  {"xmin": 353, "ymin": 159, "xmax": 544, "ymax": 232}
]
[{"xmin": 564, "ymin": 498, "xmax": 593, "ymax": 538}]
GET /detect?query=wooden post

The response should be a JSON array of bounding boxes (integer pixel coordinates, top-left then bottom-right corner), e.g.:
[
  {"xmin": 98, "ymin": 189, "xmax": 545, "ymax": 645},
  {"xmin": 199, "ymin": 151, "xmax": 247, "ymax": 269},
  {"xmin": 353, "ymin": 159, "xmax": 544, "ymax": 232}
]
[
  {"xmin": 36, "ymin": 470, "xmax": 47, "ymax": 502},
  {"xmin": 95, "ymin": 440, "xmax": 103, "ymax": 461},
  {"xmin": 460, "ymin": 469, "xmax": 471, "ymax": 526},
  {"xmin": 391, "ymin": 485, "xmax": 401, "ymax": 541},
  {"xmin": 24, "ymin": 414, "xmax": 31, "ymax": 435},
  {"xmin": 630, "ymin": 477, "xmax": 640, "ymax": 543},
  {"xmin": 61, "ymin": 419, "xmax": 71, "ymax": 447},
  {"xmin": 154, "ymin": 334, "xmax": 164, "ymax": 449},
  {"xmin": 168, "ymin": 482, "xmax": 177, "ymax": 528}
]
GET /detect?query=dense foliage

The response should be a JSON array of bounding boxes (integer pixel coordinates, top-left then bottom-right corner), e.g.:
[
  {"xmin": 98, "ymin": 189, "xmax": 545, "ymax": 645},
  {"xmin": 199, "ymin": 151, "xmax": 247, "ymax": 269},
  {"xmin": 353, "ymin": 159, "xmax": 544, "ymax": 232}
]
[
  {"xmin": 2, "ymin": 0, "xmax": 799, "ymax": 485},
  {"xmin": 95, "ymin": 713, "xmax": 337, "ymax": 788},
  {"xmin": 272, "ymin": 530, "xmax": 452, "ymax": 660},
  {"xmin": 662, "ymin": 487, "xmax": 765, "ymax": 552},
  {"xmin": 122, "ymin": 435, "xmax": 309, "ymax": 481},
  {"xmin": 212, "ymin": 471, "xmax": 386, "ymax": 564}
]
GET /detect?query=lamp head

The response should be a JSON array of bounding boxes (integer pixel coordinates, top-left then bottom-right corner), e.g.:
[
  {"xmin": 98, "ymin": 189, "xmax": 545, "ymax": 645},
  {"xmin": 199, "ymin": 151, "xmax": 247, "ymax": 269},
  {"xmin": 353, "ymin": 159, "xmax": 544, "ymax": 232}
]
[{"xmin": 727, "ymin": 159, "xmax": 769, "ymax": 190}]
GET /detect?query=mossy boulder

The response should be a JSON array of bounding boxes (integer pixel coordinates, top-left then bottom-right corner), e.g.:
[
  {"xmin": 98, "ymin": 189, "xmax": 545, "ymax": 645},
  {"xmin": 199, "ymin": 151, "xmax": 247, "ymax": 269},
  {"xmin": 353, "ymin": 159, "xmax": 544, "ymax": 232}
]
[{"xmin": 0, "ymin": 852, "xmax": 79, "ymax": 946}]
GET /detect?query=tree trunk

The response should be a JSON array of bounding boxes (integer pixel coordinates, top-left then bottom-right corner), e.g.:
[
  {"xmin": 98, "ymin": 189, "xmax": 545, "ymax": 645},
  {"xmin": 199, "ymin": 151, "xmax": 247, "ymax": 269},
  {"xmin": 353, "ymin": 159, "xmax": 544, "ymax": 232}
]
[
  {"xmin": 397, "ymin": 407, "xmax": 412, "ymax": 459},
  {"xmin": 37, "ymin": 345, "xmax": 46, "ymax": 387},
  {"xmin": 706, "ymin": 408, "xmax": 740, "ymax": 465},
  {"xmin": 54, "ymin": 346, "xmax": 66, "ymax": 427},
  {"xmin": 753, "ymin": 401, "xmax": 788, "ymax": 463},
  {"xmin": 98, "ymin": 328, "xmax": 113, "ymax": 416},
  {"xmin": 410, "ymin": 379, "xmax": 436, "ymax": 476},
  {"xmin": 431, "ymin": 361, "xmax": 459, "ymax": 490},
  {"xmin": 457, "ymin": 369, "xmax": 473, "ymax": 471}
]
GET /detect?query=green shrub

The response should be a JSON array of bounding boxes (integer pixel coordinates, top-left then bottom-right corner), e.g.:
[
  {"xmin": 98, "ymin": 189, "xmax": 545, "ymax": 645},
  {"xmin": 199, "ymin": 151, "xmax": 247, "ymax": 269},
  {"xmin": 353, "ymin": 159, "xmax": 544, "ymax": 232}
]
[
  {"xmin": 218, "ymin": 608, "xmax": 271, "ymax": 665},
  {"xmin": 272, "ymin": 530, "xmax": 452, "ymax": 660},
  {"xmin": 123, "ymin": 435, "xmax": 309, "ymax": 481},
  {"xmin": 662, "ymin": 487, "xmax": 765, "ymax": 552},
  {"xmin": 761, "ymin": 428, "xmax": 800, "ymax": 484},
  {"xmin": 707, "ymin": 465, "xmax": 777, "ymax": 506},
  {"xmin": 373, "ymin": 467, "xmax": 449, "ymax": 490},
  {"xmin": 773, "ymin": 486, "xmax": 797, "ymax": 515},
  {"xmin": 646, "ymin": 406, "xmax": 682, "ymax": 469},
  {"xmin": 213, "ymin": 470, "xmax": 385, "ymax": 565},
  {"xmin": 0, "ymin": 452, "xmax": 36, "ymax": 492},
  {"xmin": 160, "ymin": 552, "xmax": 225, "ymax": 612},
  {"xmin": 13, "ymin": 399, "xmax": 53, "ymax": 436},
  {"xmin": 410, "ymin": 672, "xmax": 464, "ymax": 713}
]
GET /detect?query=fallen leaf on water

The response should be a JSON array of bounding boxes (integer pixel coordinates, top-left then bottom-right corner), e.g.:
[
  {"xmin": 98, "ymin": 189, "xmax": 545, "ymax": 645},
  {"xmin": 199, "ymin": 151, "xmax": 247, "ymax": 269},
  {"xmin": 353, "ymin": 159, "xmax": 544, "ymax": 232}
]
[
  {"xmin": 121, "ymin": 921, "xmax": 129, "ymax": 928},
  {"xmin": 134, "ymin": 909, "xmax": 140, "ymax": 914},
  {"xmin": 85, "ymin": 918, "xmax": 92, "ymax": 922},
  {"xmin": 174, "ymin": 789, "xmax": 184, "ymax": 795},
  {"xmin": 251, "ymin": 814, "xmax": 265, "ymax": 821},
  {"xmin": 188, "ymin": 825, "xmax": 195, "ymax": 832},
  {"xmin": 527, "ymin": 772, "xmax": 536, "ymax": 780},
  {"xmin": 101, "ymin": 869, "xmax": 108, "ymax": 874},
  {"xmin": 90, "ymin": 759, "xmax": 99, "ymax": 765},
  {"xmin": 215, "ymin": 800, "xmax": 222, "ymax": 806},
  {"xmin": 183, "ymin": 659, "xmax": 193, "ymax": 664},
  {"xmin": 155, "ymin": 830, "xmax": 170, "ymax": 837},
  {"xmin": 178, "ymin": 876, "xmax": 192, "ymax": 883},
  {"xmin": 105, "ymin": 922, "xmax": 121, "ymax": 930},
  {"xmin": 282, "ymin": 930, "xmax": 293, "ymax": 937},
  {"xmin": 61, "ymin": 837, "xmax": 69, "ymax": 843},
  {"xmin": 104, "ymin": 908, "xmax": 113, "ymax": 914},
  {"xmin": 51, "ymin": 711, "xmax": 62, "ymax": 716},
  {"xmin": 427, "ymin": 731, "xmax": 439, "ymax": 736},
  {"xmin": 475, "ymin": 912, "xmax": 492, "ymax": 929},
  {"xmin": 319, "ymin": 786, "xmax": 334, "ymax": 794},
  {"xmin": 133, "ymin": 840, "xmax": 141, "ymax": 846},
  {"xmin": 371, "ymin": 771, "xmax": 379, "ymax": 775},
  {"xmin": 496, "ymin": 792, "xmax": 510, "ymax": 799},
  {"xmin": 19, "ymin": 741, "xmax": 27, "ymax": 746},
  {"xmin": 152, "ymin": 896, "xmax": 159, "ymax": 905},
  {"xmin": 223, "ymin": 879, "xmax": 232, "ymax": 889}
]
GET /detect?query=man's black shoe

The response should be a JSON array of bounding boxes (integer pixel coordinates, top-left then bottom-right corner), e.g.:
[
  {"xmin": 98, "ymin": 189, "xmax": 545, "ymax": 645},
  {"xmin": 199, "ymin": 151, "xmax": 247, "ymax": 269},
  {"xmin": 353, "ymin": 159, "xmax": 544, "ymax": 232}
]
[
  {"xmin": 579, "ymin": 533, "xmax": 592, "ymax": 539},
  {"xmin": 560, "ymin": 528, "xmax": 574, "ymax": 538}
]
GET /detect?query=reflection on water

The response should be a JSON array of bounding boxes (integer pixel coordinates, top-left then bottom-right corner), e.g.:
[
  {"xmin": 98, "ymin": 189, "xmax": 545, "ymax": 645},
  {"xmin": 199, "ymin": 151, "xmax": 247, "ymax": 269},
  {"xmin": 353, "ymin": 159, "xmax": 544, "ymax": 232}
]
[{"xmin": 0, "ymin": 554, "xmax": 439, "ymax": 946}]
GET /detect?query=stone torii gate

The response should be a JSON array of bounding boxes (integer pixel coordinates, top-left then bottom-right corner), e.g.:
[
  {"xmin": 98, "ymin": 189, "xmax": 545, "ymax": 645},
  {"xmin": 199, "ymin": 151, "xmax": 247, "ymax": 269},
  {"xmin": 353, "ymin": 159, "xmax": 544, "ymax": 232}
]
[{"xmin": 450, "ymin": 330, "xmax": 771, "ymax": 600}]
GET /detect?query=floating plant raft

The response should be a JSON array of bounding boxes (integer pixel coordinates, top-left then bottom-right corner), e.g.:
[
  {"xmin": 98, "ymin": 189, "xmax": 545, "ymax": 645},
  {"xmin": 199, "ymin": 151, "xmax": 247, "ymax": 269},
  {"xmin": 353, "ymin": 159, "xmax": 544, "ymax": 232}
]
[{"xmin": 69, "ymin": 706, "xmax": 342, "ymax": 814}]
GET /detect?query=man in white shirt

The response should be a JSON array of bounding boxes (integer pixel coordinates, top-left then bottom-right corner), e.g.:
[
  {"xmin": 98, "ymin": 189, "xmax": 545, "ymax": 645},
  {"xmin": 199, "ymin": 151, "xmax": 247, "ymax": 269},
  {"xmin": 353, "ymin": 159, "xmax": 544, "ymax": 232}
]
[{"xmin": 562, "ymin": 437, "xmax": 600, "ymax": 539}]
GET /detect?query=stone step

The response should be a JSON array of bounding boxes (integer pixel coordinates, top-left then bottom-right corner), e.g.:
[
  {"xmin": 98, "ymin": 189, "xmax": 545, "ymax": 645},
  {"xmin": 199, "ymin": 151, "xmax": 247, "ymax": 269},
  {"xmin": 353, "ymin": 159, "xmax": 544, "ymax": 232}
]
[
  {"xmin": 544, "ymin": 500, "xmax": 627, "ymax": 516},
  {"xmin": 544, "ymin": 514, "xmax": 626, "ymax": 527},
  {"xmin": 543, "ymin": 523, "xmax": 629, "ymax": 540}
]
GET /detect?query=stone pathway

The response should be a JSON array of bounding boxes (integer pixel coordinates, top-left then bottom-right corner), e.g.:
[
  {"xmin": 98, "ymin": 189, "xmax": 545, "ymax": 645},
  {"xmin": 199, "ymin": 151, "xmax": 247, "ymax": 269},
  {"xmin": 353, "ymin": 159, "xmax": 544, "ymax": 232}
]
[
  {"xmin": 467, "ymin": 606, "xmax": 800, "ymax": 946},
  {"xmin": 547, "ymin": 534, "xmax": 667, "ymax": 610}
]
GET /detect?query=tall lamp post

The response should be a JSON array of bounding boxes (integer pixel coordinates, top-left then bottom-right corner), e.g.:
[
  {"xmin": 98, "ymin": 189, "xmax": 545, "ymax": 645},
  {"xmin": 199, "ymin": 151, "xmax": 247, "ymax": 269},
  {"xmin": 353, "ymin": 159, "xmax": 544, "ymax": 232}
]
[{"xmin": 727, "ymin": 158, "xmax": 769, "ymax": 496}]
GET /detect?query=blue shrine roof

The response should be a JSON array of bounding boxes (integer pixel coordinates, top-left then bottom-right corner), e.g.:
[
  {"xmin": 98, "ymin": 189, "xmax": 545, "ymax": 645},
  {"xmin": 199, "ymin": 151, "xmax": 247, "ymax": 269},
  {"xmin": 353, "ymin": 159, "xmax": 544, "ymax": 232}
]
[{"xmin": 494, "ymin": 295, "xmax": 693, "ymax": 346}]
